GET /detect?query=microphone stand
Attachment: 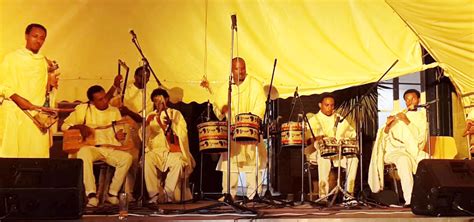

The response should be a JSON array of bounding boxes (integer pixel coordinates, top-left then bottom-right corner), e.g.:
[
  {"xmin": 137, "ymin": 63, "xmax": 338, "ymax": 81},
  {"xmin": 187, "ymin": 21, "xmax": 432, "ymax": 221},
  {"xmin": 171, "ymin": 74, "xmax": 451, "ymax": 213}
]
[
  {"xmin": 338, "ymin": 59, "xmax": 399, "ymax": 206},
  {"xmin": 129, "ymin": 31, "xmax": 155, "ymax": 208}
]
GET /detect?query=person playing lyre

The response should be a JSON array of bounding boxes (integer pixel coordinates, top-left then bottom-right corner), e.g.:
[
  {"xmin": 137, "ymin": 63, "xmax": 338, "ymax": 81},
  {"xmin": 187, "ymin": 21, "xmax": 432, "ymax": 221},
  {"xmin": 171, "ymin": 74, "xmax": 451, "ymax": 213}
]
[
  {"xmin": 108, "ymin": 65, "xmax": 154, "ymax": 201},
  {"xmin": 369, "ymin": 89, "xmax": 430, "ymax": 207},
  {"xmin": 306, "ymin": 93, "xmax": 359, "ymax": 203},
  {"xmin": 211, "ymin": 57, "xmax": 267, "ymax": 200},
  {"xmin": 62, "ymin": 85, "xmax": 133, "ymax": 207},
  {"xmin": 0, "ymin": 23, "xmax": 58, "ymax": 158},
  {"xmin": 144, "ymin": 88, "xmax": 195, "ymax": 203}
]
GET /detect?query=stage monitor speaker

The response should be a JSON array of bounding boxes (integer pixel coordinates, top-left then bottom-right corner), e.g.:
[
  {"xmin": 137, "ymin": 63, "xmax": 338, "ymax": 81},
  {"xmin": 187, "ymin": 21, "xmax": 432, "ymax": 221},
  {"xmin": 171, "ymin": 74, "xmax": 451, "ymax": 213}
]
[
  {"xmin": 0, "ymin": 158, "xmax": 84, "ymax": 220},
  {"xmin": 411, "ymin": 159, "xmax": 474, "ymax": 216}
]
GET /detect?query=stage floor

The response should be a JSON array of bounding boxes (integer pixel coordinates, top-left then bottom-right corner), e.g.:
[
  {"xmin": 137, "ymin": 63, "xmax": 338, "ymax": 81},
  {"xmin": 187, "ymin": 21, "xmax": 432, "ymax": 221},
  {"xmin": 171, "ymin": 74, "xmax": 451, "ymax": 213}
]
[{"xmin": 70, "ymin": 200, "xmax": 473, "ymax": 222}]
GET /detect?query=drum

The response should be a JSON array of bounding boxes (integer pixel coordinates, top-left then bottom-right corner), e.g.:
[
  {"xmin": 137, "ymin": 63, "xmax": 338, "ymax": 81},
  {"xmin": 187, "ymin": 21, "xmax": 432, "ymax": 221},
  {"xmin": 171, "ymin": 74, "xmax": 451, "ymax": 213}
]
[
  {"xmin": 281, "ymin": 121, "xmax": 303, "ymax": 148},
  {"xmin": 197, "ymin": 121, "xmax": 228, "ymax": 153},
  {"xmin": 341, "ymin": 138, "xmax": 358, "ymax": 156},
  {"xmin": 320, "ymin": 137, "xmax": 339, "ymax": 158},
  {"xmin": 233, "ymin": 113, "xmax": 261, "ymax": 142}
]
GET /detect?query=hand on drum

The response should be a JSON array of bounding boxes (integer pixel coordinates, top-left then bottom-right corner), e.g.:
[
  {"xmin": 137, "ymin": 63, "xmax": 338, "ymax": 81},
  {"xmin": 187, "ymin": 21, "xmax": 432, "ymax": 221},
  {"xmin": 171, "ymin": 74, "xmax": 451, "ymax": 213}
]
[{"xmin": 221, "ymin": 105, "xmax": 229, "ymax": 115}]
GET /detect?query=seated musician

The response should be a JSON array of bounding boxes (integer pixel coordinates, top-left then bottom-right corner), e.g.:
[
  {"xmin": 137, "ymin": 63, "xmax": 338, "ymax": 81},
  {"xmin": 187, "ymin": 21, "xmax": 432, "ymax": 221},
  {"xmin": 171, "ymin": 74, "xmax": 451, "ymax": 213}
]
[
  {"xmin": 306, "ymin": 93, "xmax": 359, "ymax": 203},
  {"xmin": 368, "ymin": 89, "xmax": 429, "ymax": 207},
  {"xmin": 144, "ymin": 88, "xmax": 195, "ymax": 203},
  {"xmin": 62, "ymin": 85, "xmax": 133, "ymax": 207}
]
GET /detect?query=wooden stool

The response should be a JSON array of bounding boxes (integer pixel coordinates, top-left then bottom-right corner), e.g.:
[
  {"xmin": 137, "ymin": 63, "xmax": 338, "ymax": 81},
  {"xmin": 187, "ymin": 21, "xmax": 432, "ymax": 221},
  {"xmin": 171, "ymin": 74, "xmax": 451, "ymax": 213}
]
[
  {"xmin": 384, "ymin": 163, "xmax": 401, "ymax": 205},
  {"xmin": 94, "ymin": 161, "xmax": 114, "ymax": 205}
]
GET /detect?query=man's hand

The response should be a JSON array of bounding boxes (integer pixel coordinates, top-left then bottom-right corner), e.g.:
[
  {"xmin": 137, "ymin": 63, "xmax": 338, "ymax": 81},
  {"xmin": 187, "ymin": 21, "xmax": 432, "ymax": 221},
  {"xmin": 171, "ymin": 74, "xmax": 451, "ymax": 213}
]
[
  {"xmin": 114, "ymin": 74, "xmax": 123, "ymax": 88},
  {"xmin": 384, "ymin": 116, "xmax": 396, "ymax": 134},
  {"xmin": 70, "ymin": 124, "xmax": 92, "ymax": 139},
  {"xmin": 221, "ymin": 105, "xmax": 229, "ymax": 115},
  {"xmin": 115, "ymin": 129, "xmax": 127, "ymax": 141},
  {"xmin": 395, "ymin": 112, "xmax": 410, "ymax": 125},
  {"xmin": 146, "ymin": 114, "xmax": 157, "ymax": 126}
]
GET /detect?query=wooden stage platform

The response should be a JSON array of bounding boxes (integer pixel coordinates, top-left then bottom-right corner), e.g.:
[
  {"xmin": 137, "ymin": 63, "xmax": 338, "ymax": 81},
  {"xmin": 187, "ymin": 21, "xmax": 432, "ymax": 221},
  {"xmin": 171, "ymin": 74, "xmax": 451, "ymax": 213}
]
[{"xmin": 69, "ymin": 200, "xmax": 473, "ymax": 222}]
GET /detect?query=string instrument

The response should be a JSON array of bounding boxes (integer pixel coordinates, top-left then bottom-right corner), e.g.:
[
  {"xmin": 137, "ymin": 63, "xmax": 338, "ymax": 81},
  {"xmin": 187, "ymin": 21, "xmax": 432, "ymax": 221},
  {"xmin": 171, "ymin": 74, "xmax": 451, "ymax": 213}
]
[
  {"xmin": 63, "ymin": 118, "xmax": 134, "ymax": 154},
  {"xmin": 118, "ymin": 59, "xmax": 130, "ymax": 103},
  {"xmin": 157, "ymin": 108, "xmax": 181, "ymax": 152}
]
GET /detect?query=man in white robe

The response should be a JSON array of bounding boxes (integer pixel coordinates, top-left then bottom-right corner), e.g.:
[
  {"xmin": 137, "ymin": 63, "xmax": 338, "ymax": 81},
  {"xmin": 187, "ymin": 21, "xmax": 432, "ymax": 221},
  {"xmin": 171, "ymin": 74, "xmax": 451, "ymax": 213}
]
[
  {"xmin": 368, "ymin": 89, "xmax": 429, "ymax": 206},
  {"xmin": 144, "ymin": 88, "xmax": 195, "ymax": 203},
  {"xmin": 306, "ymin": 94, "xmax": 359, "ymax": 201},
  {"xmin": 0, "ymin": 23, "xmax": 52, "ymax": 158},
  {"xmin": 62, "ymin": 85, "xmax": 133, "ymax": 207},
  {"xmin": 108, "ymin": 66, "xmax": 154, "ymax": 200},
  {"xmin": 212, "ymin": 57, "xmax": 267, "ymax": 199}
]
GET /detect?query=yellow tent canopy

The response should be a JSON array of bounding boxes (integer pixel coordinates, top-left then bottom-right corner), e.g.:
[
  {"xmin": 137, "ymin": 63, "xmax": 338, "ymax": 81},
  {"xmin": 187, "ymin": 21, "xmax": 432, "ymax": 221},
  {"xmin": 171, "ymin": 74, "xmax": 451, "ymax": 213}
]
[{"xmin": 1, "ymin": 0, "xmax": 472, "ymax": 104}]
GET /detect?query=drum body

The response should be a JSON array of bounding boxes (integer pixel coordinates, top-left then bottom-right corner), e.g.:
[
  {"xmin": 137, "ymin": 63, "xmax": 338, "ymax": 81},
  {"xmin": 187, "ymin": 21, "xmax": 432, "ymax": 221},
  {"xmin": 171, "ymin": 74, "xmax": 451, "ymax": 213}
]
[
  {"xmin": 233, "ymin": 113, "xmax": 261, "ymax": 142},
  {"xmin": 320, "ymin": 137, "xmax": 339, "ymax": 158},
  {"xmin": 281, "ymin": 121, "xmax": 303, "ymax": 148},
  {"xmin": 341, "ymin": 138, "xmax": 358, "ymax": 157},
  {"xmin": 197, "ymin": 121, "xmax": 228, "ymax": 153}
]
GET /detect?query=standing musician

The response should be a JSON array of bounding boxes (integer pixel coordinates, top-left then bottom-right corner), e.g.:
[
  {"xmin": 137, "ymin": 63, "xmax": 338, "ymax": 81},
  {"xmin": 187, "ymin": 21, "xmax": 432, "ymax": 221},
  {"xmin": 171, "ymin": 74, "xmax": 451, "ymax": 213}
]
[
  {"xmin": 306, "ymin": 94, "xmax": 359, "ymax": 202},
  {"xmin": 369, "ymin": 89, "xmax": 429, "ymax": 207},
  {"xmin": 144, "ymin": 88, "xmax": 195, "ymax": 203},
  {"xmin": 62, "ymin": 85, "xmax": 133, "ymax": 207},
  {"xmin": 108, "ymin": 65, "xmax": 154, "ymax": 201},
  {"xmin": 212, "ymin": 57, "xmax": 267, "ymax": 199},
  {"xmin": 0, "ymin": 23, "xmax": 58, "ymax": 158}
]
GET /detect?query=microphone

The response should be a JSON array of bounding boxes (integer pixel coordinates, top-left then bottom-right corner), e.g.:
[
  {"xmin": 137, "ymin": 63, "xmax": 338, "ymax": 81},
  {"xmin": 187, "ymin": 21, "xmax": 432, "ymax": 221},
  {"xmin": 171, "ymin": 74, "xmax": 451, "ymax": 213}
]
[
  {"xmin": 129, "ymin": 29, "xmax": 137, "ymax": 39},
  {"xmin": 231, "ymin": 14, "xmax": 237, "ymax": 31},
  {"xmin": 415, "ymin": 99, "xmax": 437, "ymax": 108},
  {"xmin": 291, "ymin": 87, "xmax": 298, "ymax": 106},
  {"xmin": 334, "ymin": 115, "xmax": 341, "ymax": 129}
]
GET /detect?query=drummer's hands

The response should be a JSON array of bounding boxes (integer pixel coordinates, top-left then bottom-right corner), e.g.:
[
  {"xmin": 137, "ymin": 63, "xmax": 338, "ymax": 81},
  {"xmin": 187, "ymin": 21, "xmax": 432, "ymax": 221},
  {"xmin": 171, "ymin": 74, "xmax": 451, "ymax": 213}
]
[
  {"xmin": 221, "ymin": 105, "xmax": 229, "ymax": 115},
  {"xmin": 163, "ymin": 115, "xmax": 171, "ymax": 125},
  {"xmin": 70, "ymin": 124, "xmax": 92, "ymax": 138}
]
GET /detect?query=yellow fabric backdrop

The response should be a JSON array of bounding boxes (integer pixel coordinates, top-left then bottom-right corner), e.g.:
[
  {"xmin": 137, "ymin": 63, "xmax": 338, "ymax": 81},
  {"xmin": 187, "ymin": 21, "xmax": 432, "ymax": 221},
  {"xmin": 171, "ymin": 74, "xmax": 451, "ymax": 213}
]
[{"xmin": 0, "ymin": 0, "xmax": 471, "ymax": 103}]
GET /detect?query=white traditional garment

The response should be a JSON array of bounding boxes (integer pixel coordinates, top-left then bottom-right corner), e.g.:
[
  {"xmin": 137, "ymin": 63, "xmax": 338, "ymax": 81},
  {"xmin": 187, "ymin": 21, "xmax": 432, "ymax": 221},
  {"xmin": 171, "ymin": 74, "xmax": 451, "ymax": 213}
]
[
  {"xmin": 368, "ymin": 109, "xmax": 429, "ymax": 205},
  {"xmin": 212, "ymin": 75, "xmax": 267, "ymax": 172},
  {"xmin": 144, "ymin": 108, "xmax": 195, "ymax": 202},
  {"xmin": 212, "ymin": 75, "xmax": 267, "ymax": 197},
  {"xmin": 306, "ymin": 111, "xmax": 358, "ymax": 196},
  {"xmin": 122, "ymin": 84, "xmax": 154, "ymax": 115},
  {"xmin": 0, "ymin": 48, "xmax": 49, "ymax": 158},
  {"xmin": 62, "ymin": 103, "xmax": 133, "ymax": 196}
]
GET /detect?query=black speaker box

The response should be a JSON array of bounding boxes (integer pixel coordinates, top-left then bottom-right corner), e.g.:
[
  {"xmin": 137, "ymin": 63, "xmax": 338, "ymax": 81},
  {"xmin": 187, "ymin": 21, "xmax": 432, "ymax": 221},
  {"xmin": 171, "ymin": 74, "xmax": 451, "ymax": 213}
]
[
  {"xmin": 411, "ymin": 159, "xmax": 474, "ymax": 216},
  {"xmin": 0, "ymin": 158, "xmax": 84, "ymax": 219}
]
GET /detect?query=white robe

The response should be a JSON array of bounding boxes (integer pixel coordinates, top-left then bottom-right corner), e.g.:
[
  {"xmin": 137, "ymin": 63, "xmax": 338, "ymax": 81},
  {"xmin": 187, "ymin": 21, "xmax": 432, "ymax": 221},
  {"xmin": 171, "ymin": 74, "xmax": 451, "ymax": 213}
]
[
  {"xmin": 212, "ymin": 75, "xmax": 267, "ymax": 172},
  {"xmin": 368, "ymin": 109, "xmax": 429, "ymax": 204},
  {"xmin": 0, "ymin": 48, "xmax": 49, "ymax": 158},
  {"xmin": 144, "ymin": 108, "xmax": 195, "ymax": 201}
]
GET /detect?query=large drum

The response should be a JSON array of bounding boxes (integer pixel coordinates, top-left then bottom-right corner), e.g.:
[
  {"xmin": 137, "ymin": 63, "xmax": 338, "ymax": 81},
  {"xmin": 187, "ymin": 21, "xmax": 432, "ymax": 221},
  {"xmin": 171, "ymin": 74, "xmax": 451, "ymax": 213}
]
[
  {"xmin": 281, "ymin": 121, "xmax": 303, "ymax": 148},
  {"xmin": 197, "ymin": 121, "xmax": 228, "ymax": 153},
  {"xmin": 319, "ymin": 137, "xmax": 339, "ymax": 158},
  {"xmin": 234, "ymin": 113, "xmax": 261, "ymax": 142},
  {"xmin": 341, "ymin": 138, "xmax": 358, "ymax": 157}
]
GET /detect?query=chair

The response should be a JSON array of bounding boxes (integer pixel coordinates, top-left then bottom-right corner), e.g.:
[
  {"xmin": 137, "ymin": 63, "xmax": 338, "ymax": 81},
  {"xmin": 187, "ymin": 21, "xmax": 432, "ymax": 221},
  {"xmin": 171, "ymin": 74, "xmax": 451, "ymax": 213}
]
[{"xmin": 94, "ymin": 161, "xmax": 115, "ymax": 205}]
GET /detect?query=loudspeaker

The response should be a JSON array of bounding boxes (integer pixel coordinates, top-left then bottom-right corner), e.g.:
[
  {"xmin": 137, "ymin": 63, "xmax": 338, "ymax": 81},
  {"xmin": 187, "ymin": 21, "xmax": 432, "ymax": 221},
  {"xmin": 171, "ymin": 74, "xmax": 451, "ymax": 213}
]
[
  {"xmin": 0, "ymin": 158, "xmax": 84, "ymax": 219},
  {"xmin": 411, "ymin": 159, "xmax": 474, "ymax": 216}
]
